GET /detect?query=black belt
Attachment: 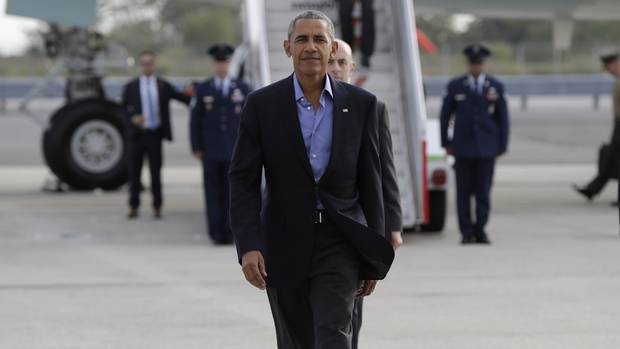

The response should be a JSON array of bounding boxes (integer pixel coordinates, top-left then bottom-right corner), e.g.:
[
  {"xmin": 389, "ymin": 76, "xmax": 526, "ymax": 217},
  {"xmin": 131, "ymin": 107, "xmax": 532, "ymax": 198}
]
[{"xmin": 314, "ymin": 209, "xmax": 328, "ymax": 224}]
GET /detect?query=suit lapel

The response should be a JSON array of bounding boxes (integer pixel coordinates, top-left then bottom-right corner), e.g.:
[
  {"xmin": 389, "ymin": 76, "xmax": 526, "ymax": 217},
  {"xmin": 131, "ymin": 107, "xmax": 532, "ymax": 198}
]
[
  {"xmin": 156, "ymin": 77, "xmax": 165, "ymax": 110},
  {"xmin": 319, "ymin": 76, "xmax": 347, "ymax": 184},
  {"xmin": 133, "ymin": 79, "xmax": 142, "ymax": 114},
  {"xmin": 282, "ymin": 74, "xmax": 314, "ymax": 179}
]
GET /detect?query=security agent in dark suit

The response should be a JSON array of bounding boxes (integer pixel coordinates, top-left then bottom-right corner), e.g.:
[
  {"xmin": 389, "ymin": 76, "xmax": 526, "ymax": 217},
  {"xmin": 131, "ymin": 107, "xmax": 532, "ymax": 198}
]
[
  {"xmin": 328, "ymin": 38, "xmax": 402, "ymax": 349},
  {"xmin": 229, "ymin": 11, "xmax": 394, "ymax": 348},
  {"xmin": 190, "ymin": 44, "xmax": 250, "ymax": 245},
  {"xmin": 121, "ymin": 51, "xmax": 190, "ymax": 219},
  {"xmin": 440, "ymin": 44, "xmax": 510, "ymax": 244},
  {"xmin": 574, "ymin": 53, "xmax": 620, "ymax": 206}
]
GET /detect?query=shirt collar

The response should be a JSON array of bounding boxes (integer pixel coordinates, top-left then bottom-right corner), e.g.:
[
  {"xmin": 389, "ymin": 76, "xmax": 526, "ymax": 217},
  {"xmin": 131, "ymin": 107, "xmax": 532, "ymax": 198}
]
[
  {"xmin": 468, "ymin": 73, "xmax": 486, "ymax": 85},
  {"xmin": 215, "ymin": 75, "xmax": 230, "ymax": 84},
  {"xmin": 293, "ymin": 73, "xmax": 333, "ymax": 103}
]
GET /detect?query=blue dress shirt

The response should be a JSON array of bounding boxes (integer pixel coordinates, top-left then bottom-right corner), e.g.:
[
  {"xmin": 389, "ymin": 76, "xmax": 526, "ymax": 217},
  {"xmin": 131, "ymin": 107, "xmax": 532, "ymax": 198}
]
[{"xmin": 293, "ymin": 73, "xmax": 334, "ymax": 183}]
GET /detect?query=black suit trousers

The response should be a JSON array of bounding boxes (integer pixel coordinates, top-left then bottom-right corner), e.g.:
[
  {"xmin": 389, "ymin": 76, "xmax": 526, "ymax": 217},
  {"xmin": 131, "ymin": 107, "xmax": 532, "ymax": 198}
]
[
  {"xmin": 128, "ymin": 130, "xmax": 163, "ymax": 209},
  {"xmin": 454, "ymin": 157, "xmax": 496, "ymax": 237},
  {"xmin": 267, "ymin": 220, "xmax": 360, "ymax": 349},
  {"xmin": 201, "ymin": 158, "xmax": 232, "ymax": 241},
  {"xmin": 586, "ymin": 121, "xmax": 620, "ymax": 195},
  {"xmin": 338, "ymin": 0, "xmax": 375, "ymax": 59}
]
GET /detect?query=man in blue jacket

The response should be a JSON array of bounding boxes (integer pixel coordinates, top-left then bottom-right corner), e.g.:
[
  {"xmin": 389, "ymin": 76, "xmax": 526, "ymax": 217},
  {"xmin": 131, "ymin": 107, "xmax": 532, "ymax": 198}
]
[
  {"xmin": 190, "ymin": 44, "xmax": 250, "ymax": 244},
  {"xmin": 440, "ymin": 44, "xmax": 510, "ymax": 244}
]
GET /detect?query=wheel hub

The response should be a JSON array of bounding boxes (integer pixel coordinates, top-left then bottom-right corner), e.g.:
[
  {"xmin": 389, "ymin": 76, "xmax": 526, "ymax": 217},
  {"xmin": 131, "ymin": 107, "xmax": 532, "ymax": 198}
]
[{"xmin": 70, "ymin": 120, "xmax": 123, "ymax": 173}]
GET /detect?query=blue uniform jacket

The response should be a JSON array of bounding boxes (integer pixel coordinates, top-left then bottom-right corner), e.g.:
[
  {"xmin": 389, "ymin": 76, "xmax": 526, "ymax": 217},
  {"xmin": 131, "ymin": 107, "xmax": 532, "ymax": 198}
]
[
  {"xmin": 440, "ymin": 74, "xmax": 510, "ymax": 159},
  {"xmin": 190, "ymin": 78, "xmax": 250, "ymax": 161}
]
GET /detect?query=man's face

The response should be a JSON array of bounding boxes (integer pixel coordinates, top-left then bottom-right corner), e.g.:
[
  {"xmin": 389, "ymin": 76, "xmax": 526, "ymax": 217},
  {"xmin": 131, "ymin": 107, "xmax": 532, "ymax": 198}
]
[
  {"xmin": 213, "ymin": 60, "xmax": 231, "ymax": 78},
  {"xmin": 604, "ymin": 61, "xmax": 619, "ymax": 76},
  {"xmin": 328, "ymin": 43, "xmax": 355, "ymax": 83},
  {"xmin": 468, "ymin": 62, "xmax": 485, "ymax": 76},
  {"xmin": 138, "ymin": 53, "xmax": 156, "ymax": 76},
  {"xmin": 284, "ymin": 18, "xmax": 337, "ymax": 78}
]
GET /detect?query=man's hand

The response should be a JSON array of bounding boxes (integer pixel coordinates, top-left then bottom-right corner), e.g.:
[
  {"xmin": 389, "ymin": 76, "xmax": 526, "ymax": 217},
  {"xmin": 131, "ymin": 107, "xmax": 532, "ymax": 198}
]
[
  {"xmin": 193, "ymin": 151, "xmax": 203, "ymax": 160},
  {"xmin": 357, "ymin": 280, "xmax": 378, "ymax": 297},
  {"xmin": 445, "ymin": 147, "xmax": 453, "ymax": 156},
  {"xmin": 241, "ymin": 251, "xmax": 267, "ymax": 290},
  {"xmin": 391, "ymin": 231, "xmax": 403, "ymax": 251},
  {"xmin": 132, "ymin": 114, "xmax": 145, "ymax": 128}
]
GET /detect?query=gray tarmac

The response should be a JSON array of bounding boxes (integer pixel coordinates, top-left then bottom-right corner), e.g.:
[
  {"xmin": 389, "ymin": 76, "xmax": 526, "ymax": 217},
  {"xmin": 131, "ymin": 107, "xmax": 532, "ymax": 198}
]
[{"xmin": 0, "ymin": 96, "xmax": 619, "ymax": 348}]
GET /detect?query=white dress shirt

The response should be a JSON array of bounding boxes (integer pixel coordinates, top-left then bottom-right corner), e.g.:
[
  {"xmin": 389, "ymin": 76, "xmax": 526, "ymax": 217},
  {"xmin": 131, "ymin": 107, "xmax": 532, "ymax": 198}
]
[{"xmin": 139, "ymin": 75, "xmax": 160, "ymax": 129}]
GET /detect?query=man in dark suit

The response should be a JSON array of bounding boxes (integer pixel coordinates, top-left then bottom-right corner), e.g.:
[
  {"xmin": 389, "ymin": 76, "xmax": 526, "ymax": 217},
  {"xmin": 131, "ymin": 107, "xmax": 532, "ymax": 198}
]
[
  {"xmin": 121, "ymin": 51, "xmax": 190, "ymax": 219},
  {"xmin": 574, "ymin": 53, "xmax": 620, "ymax": 208},
  {"xmin": 328, "ymin": 38, "xmax": 402, "ymax": 348},
  {"xmin": 229, "ymin": 11, "xmax": 394, "ymax": 348},
  {"xmin": 190, "ymin": 44, "xmax": 250, "ymax": 244},
  {"xmin": 440, "ymin": 44, "xmax": 510, "ymax": 245}
]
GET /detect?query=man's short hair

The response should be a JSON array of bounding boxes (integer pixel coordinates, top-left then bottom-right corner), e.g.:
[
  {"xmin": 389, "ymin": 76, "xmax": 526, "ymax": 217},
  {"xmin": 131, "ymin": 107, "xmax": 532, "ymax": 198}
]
[
  {"xmin": 139, "ymin": 50, "xmax": 156, "ymax": 59},
  {"xmin": 287, "ymin": 10, "xmax": 335, "ymax": 41}
]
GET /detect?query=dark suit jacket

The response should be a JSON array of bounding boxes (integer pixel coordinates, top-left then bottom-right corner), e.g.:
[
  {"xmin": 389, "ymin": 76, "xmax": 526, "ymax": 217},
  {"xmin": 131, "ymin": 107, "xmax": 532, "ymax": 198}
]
[
  {"xmin": 229, "ymin": 74, "xmax": 394, "ymax": 287},
  {"xmin": 377, "ymin": 101, "xmax": 402, "ymax": 235},
  {"xmin": 440, "ymin": 74, "xmax": 509, "ymax": 158},
  {"xmin": 121, "ymin": 77, "xmax": 190, "ymax": 142}
]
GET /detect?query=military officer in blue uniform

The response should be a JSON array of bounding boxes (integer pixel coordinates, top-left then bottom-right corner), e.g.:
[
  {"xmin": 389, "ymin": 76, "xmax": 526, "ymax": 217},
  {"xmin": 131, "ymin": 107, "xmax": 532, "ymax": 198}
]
[
  {"xmin": 190, "ymin": 44, "xmax": 250, "ymax": 245},
  {"xmin": 440, "ymin": 44, "xmax": 510, "ymax": 244}
]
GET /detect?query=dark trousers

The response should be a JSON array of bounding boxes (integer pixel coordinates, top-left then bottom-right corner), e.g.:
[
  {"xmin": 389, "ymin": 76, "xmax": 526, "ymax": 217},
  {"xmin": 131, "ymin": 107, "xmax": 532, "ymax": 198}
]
[
  {"xmin": 202, "ymin": 158, "xmax": 232, "ymax": 242},
  {"xmin": 351, "ymin": 297, "xmax": 363, "ymax": 349},
  {"xmin": 128, "ymin": 131, "xmax": 163, "ymax": 209},
  {"xmin": 338, "ymin": 0, "xmax": 375, "ymax": 59},
  {"xmin": 585, "ymin": 123, "xmax": 620, "ymax": 196},
  {"xmin": 267, "ymin": 220, "xmax": 360, "ymax": 349},
  {"xmin": 454, "ymin": 157, "xmax": 496, "ymax": 238}
]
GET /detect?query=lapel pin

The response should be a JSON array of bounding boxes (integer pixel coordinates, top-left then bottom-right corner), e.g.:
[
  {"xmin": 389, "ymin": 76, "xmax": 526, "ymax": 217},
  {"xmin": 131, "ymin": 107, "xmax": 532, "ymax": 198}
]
[{"xmin": 342, "ymin": 108, "xmax": 349, "ymax": 113}]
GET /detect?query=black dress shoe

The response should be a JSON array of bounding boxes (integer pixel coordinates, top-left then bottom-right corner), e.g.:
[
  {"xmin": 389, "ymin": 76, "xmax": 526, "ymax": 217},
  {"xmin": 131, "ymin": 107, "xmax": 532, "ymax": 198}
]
[
  {"xmin": 127, "ymin": 208, "xmax": 138, "ymax": 219},
  {"xmin": 461, "ymin": 236, "xmax": 477, "ymax": 244},
  {"xmin": 475, "ymin": 233, "xmax": 491, "ymax": 244},
  {"xmin": 572, "ymin": 184, "xmax": 593, "ymax": 202}
]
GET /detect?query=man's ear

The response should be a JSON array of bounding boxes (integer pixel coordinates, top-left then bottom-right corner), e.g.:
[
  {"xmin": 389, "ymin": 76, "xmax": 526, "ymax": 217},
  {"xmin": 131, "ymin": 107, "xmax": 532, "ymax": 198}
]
[
  {"xmin": 331, "ymin": 40, "xmax": 338, "ymax": 56},
  {"xmin": 283, "ymin": 40, "xmax": 291, "ymax": 57}
]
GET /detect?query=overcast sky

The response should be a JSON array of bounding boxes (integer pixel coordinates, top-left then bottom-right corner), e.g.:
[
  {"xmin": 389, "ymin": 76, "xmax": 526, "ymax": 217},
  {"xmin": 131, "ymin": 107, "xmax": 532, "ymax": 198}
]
[{"xmin": 0, "ymin": 0, "xmax": 43, "ymax": 55}]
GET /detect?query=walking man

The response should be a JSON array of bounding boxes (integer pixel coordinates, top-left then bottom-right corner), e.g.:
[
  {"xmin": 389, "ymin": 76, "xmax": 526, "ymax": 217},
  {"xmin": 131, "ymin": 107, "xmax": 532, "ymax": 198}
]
[
  {"xmin": 230, "ymin": 11, "xmax": 394, "ymax": 348},
  {"xmin": 574, "ymin": 53, "xmax": 620, "ymax": 208},
  {"xmin": 328, "ymin": 38, "xmax": 402, "ymax": 348}
]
